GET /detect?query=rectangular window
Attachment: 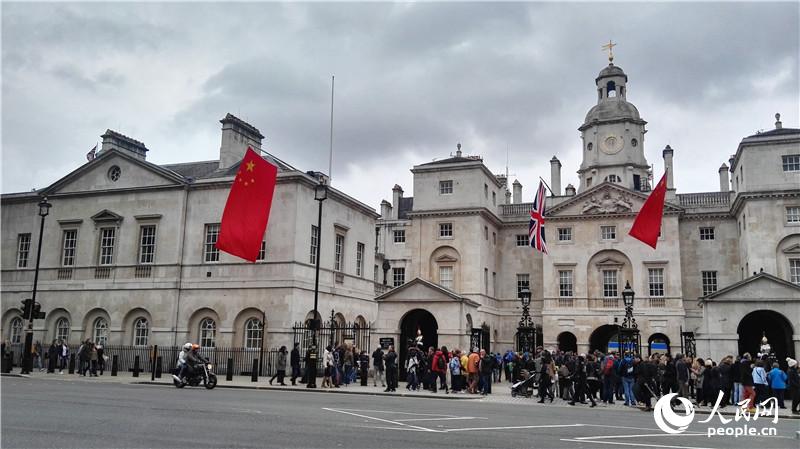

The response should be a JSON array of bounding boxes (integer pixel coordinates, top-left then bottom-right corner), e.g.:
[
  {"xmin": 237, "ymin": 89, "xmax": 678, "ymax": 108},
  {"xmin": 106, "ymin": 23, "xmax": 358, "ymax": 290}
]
[
  {"xmin": 439, "ymin": 266, "xmax": 453, "ymax": 289},
  {"xmin": 702, "ymin": 271, "xmax": 718, "ymax": 296},
  {"xmin": 392, "ymin": 267, "xmax": 405, "ymax": 287},
  {"xmin": 699, "ymin": 227, "xmax": 715, "ymax": 240},
  {"xmin": 393, "ymin": 230, "xmax": 406, "ymax": 243},
  {"xmin": 484, "ymin": 268, "xmax": 488, "ymax": 294},
  {"xmin": 138, "ymin": 225, "xmax": 156, "ymax": 264},
  {"xmin": 602, "ymin": 270, "xmax": 618, "ymax": 297},
  {"xmin": 484, "ymin": 184, "xmax": 488, "ymax": 199},
  {"xmin": 203, "ymin": 224, "xmax": 219, "ymax": 263},
  {"xmin": 790, "ymin": 259, "xmax": 800, "ymax": 285},
  {"xmin": 61, "ymin": 230, "xmax": 77, "ymax": 267},
  {"xmin": 356, "ymin": 242, "xmax": 364, "ymax": 277},
  {"xmin": 334, "ymin": 234, "xmax": 345, "ymax": 272},
  {"xmin": 516, "ymin": 273, "xmax": 530, "ymax": 297},
  {"xmin": 586, "ymin": 177, "xmax": 593, "ymax": 188},
  {"xmin": 783, "ymin": 155, "xmax": 800, "ymax": 172},
  {"xmin": 787, "ymin": 206, "xmax": 800, "ymax": 223},
  {"xmin": 256, "ymin": 240, "xmax": 266, "ymax": 262},
  {"xmin": 558, "ymin": 227, "xmax": 572, "ymax": 242},
  {"xmin": 439, "ymin": 180, "xmax": 453, "ymax": 195},
  {"xmin": 492, "ymin": 191, "xmax": 496, "ymax": 206},
  {"xmin": 439, "ymin": 223, "xmax": 453, "ymax": 238},
  {"xmin": 559, "ymin": 270, "xmax": 573, "ymax": 297},
  {"xmin": 601, "ymin": 225, "xmax": 616, "ymax": 240},
  {"xmin": 98, "ymin": 228, "xmax": 116, "ymax": 265},
  {"xmin": 516, "ymin": 234, "xmax": 529, "ymax": 247},
  {"xmin": 484, "ymin": 226, "xmax": 488, "ymax": 240},
  {"xmin": 648, "ymin": 268, "xmax": 665, "ymax": 297},
  {"xmin": 492, "ymin": 272, "xmax": 497, "ymax": 296},
  {"xmin": 374, "ymin": 265, "xmax": 379, "ymax": 283},
  {"xmin": 492, "ymin": 232, "xmax": 496, "ymax": 245},
  {"xmin": 16, "ymin": 233, "xmax": 31, "ymax": 268},
  {"xmin": 310, "ymin": 225, "xmax": 319, "ymax": 264}
]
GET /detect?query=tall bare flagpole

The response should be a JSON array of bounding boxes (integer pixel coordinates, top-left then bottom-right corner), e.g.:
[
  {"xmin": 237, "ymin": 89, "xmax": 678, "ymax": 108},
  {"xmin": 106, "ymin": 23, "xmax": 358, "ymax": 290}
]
[{"xmin": 328, "ymin": 75, "xmax": 335, "ymax": 183}]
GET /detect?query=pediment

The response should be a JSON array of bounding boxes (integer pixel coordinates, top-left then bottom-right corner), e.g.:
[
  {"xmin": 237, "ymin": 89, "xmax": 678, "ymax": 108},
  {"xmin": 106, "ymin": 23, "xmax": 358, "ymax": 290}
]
[
  {"xmin": 91, "ymin": 209, "xmax": 124, "ymax": 224},
  {"xmin": 376, "ymin": 277, "xmax": 478, "ymax": 307},
  {"xmin": 435, "ymin": 254, "xmax": 459, "ymax": 263},
  {"xmin": 43, "ymin": 148, "xmax": 186, "ymax": 195},
  {"xmin": 547, "ymin": 182, "xmax": 681, "ymax": 218},
  {"xmin": 782, "ymin": 243, "xmax": 800, "ymax": 254},
  {"xmin": 703, "ymin": 272, "xmax": 800, "ymax": 302},
  {"xmin": 595, "ymin": 257, "xmax": 625, "ymax": 268}
]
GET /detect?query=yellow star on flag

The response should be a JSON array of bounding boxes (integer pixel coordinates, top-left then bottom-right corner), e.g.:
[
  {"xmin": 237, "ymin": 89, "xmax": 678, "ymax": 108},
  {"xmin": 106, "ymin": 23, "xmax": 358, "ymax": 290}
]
[{"xmin": 246, "ymin": 161, "xmax": 256, "ymax": 172}]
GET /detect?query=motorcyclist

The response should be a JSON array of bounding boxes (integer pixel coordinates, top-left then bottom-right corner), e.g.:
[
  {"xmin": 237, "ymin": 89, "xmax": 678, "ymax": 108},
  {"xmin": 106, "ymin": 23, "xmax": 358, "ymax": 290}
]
[{"xmin": 173, "ymin": 343, "xmax": 193, "ymax": 384}]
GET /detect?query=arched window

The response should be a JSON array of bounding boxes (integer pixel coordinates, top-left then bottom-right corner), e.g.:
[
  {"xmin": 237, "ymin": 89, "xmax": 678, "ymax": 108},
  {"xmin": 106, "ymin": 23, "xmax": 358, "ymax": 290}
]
[
  {"xmin": 604, "ymin": 174, "xmax": 621, "ymax": 183},
  {"xmin": 93, "ymin": 318, "xmax": 109, "ymax": 345},
  {"xmin": 606, "ymin": 81, "xmax": 616, "ymax": 97},
  {"xmin": 9, "ymin": 317, "xmax": 23, "ymax": 344},
  {"xmin": 244, "ymin": 318, "xmax": 263, "ymax": 349},
  {"xmin": 199, "ymin": 318, "xmax": 216, "ymax": 348},
  {"xmin": 133, "ymin": 318, "xmax": 149, "ymax": 346},
  {"xmin": 56, "ymin": 318, "xmax": 70, "ymax": 343}
]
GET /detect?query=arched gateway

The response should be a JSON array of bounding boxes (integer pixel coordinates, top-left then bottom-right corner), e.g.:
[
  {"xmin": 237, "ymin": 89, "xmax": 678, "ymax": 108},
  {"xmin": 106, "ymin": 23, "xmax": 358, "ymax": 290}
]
[
  {"xmin": 399, "ymin": 309, "xmax": 438, "ymax": 380},
  {"xmin": 737, "ymin": 310, "xmax": 795, "ymax": 363}
]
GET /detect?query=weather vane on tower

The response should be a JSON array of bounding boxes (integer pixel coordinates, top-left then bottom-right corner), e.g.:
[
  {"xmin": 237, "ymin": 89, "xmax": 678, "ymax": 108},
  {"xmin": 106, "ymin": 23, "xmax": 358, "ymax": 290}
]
[{"xmin": 602, "ymin": 40, "xmax": 617, "ymax": 63}]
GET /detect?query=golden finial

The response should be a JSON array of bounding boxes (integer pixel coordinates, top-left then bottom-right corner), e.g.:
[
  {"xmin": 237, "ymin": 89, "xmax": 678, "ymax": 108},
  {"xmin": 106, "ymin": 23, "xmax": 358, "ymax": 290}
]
[{"xmin": 601, "ymin": 40, "xmax": 617, "ymax": 63}]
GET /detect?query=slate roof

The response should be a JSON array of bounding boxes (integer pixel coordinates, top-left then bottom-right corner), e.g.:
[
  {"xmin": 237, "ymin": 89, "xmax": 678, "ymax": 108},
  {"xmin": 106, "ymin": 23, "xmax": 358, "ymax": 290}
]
[
  {"xmin": 160, "ymin": 151, "xmax": 297, "ymax": 180},
  {"xmin": 744, "ymin": 127, "xmax": 800, "ymax": 139},
  {"xmin": 397, "ymin": 197, "xmax": 414, "ymax": 219},
  {"xmin": 418, "ymin": 155, "xmax": 483, "ymax": 166}
]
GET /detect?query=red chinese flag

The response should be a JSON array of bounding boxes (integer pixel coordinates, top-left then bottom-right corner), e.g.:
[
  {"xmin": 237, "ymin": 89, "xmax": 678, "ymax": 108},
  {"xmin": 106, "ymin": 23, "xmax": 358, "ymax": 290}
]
[
  {"xmin": 629, "ymin": 170, "xmax": 668, "ymax": 249},
  {"xmin": 216, "ymin": 147, "xmax": 278, "ymax": 262}
]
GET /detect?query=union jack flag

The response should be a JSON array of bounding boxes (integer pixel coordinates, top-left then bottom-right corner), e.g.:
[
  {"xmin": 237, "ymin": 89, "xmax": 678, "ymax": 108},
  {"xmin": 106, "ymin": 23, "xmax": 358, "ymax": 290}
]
[{"xmin": 529, "ymin": 180, "xmax": 548, "ymax": 254}]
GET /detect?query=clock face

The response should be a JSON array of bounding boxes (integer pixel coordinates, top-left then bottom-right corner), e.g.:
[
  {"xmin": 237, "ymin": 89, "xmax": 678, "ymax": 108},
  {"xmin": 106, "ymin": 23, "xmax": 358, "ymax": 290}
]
[{"xmin": 601, "ymin": 135, "xmax": 624, "ymax": 154}]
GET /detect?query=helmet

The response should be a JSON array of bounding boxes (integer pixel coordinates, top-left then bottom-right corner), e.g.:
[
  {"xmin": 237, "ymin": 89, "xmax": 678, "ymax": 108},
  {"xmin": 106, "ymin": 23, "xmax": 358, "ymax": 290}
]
[
  {"xmin": 191, "ymin": 344, "xmax": 200, "ymax": 351},
  {"xmin": 183, "ymin": 343, "xmax": 192, "ymax": 351}
]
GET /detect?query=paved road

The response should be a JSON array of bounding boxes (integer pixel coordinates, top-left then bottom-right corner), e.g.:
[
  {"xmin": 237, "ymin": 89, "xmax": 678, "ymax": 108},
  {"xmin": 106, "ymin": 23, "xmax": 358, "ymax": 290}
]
[{"xmin": 2, "ymin": 377, "xmax": 798, "ymax": 448}]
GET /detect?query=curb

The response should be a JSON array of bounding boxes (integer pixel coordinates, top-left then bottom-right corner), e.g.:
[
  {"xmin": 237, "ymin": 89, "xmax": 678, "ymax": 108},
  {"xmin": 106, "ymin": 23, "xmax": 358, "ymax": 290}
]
[
  {"xmin": 0, "ymin": 373, "xmax": 30, "ymax": 378},
  {"xmin": 132, "ymin": 381, "xmax": 481, "ymax": 400}
]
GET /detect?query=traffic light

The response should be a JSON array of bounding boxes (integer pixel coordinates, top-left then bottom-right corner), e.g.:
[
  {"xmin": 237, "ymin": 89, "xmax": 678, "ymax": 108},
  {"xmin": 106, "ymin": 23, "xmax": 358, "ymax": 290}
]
[
  {"xmin": 32, "ymin": 302, "xmax": 46, "ymax": 320},
  {"xmin": 21, "ymin": 298, "xmax": 33, "ymax": 320}
]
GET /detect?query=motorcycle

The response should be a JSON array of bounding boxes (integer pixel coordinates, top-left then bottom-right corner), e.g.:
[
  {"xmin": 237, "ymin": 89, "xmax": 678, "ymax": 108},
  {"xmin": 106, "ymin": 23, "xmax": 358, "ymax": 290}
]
[{"xmin": 172, "ymin": 361, "xmax": 218, "ymax": 389}]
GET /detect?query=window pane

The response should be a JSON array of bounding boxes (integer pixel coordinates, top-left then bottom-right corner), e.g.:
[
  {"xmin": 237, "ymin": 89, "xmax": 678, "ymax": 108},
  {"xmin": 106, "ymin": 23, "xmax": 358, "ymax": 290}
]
[
  {"xmin": 334, "ymin": 234, "xmax": 344, "ymax": 271},
  {"xmin": 559, "ymin": 270, "xmax": 573, "ymax": 297},
  {"xmin": 199, "ymin": 318, "xmax": 216, "ymax": 348},
  {"xmin": 439, "ymin": 266, "xmax": 453, "ymax": 289},
  {"xmin": 256, "ymin": 240, "xmax": 266, "ymax": 261},
  {"xmin": 392, "ymin": 267, "xmax": 405, "ymax": 287},
  {"xmin": 787, "ymin": 207, "xmax": 800, "ymax": 223},
  {"xmin": 99, "ymin": 228, "xmax": 116, "ymax": 265},
  {"xmin": 516, "ymin": 273, "xmax": 530, "ymax": 296},
  {"xmin": 648, "ymin": 268, "xmax": 664, "ymax": 297},
  {"xmin": 439, "ymin": 223, "xmax": 453, "ymax": 237},
  {"xmin": 310, "ymin": 225, "xmax": 319, "ymax": 264},
  {"xmin": 782, "ymin": 155, "xmax": 800, "ymax": 172},
  {"xmin": 56, "ymin": 318, "xmax": 70, "ymax": 343},
  {"xmin": 601, "ymin": 226, "xmax": 616, "ymax": 240},
  {"xmin": 558, "ymin": 228, "xmax": 572, "ymax": 242},
  {"xmin": 699, "ymin": 227, "xmax": 715, "ymax": 240},
  {"xmin": 516, "ymin": 234, "xmax": 529, "ymax": 247},
  {"xmin": 62, "ymin": 230, "xmax": 77, "ymax": 266},
  {"xmin": 204, "ymin": 224, "xmax": 220, "ymax": 262},
  {"xmin": 17, "ymin": 233, "xmax": 31, "ymax": 268},
  {"xmin": 790, "ymin": 259, "xmax": 800, "ymax": 285},
  {"xmin": 702, "ymin": 271, "xmax": 718, "ymax": 296},
  {"xmin": 439, "ymin": 180, "xmax": 453, "ymax": 194},
  {"xmin": 356, "ymin": 242, "xmax": 364, "ymax": 277},
  {"xmin": 138, "ymin": 225, "xmax": 156, "ymax": 264},
  {"xmin": 133, "ymin": 318, "xmax": 149, "ymax": 346},
  {"xmin": 393, "ymin": 230, "xmax": 405, "ymax": 243},
  {"xmin": 93, "ymin": 318, "xmax": 109, "ymax": 345},
  {"xmin": 10, "ymin": 317, "xmax": 23, "ymax": 344},
  {"xmin": 603, "ymin": 270, "xmax": 617, "ymax": 297},
  {"xmin": 244, "ymin": 319, "xmax": 263, "ymax": 349}
]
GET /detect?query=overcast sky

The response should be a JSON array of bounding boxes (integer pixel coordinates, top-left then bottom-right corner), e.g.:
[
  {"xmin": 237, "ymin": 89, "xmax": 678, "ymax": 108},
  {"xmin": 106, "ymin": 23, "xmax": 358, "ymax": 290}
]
[{"xmin": 2, "ymin": 2, "xmax": 798, "ymax": 210}]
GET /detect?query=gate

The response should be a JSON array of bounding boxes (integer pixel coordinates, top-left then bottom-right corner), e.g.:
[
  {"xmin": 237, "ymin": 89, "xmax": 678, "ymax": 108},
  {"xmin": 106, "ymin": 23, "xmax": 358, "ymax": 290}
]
[{"xmin": 292, "ymin": 315, "xmax": 371, "ymax": 374}]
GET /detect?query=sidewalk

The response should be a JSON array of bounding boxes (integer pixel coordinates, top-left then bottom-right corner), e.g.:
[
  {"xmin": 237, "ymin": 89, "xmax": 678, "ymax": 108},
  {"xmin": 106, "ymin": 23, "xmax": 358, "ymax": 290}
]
[{"xmin": 4, "ymin": 370, "xmax": 798, "ymax": 419}]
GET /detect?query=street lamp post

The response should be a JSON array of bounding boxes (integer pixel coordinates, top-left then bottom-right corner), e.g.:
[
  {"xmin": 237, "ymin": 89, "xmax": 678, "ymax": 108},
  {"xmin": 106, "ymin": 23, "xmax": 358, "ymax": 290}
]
[
  {"xmin": 516, "ymin": 288, "xmax": 535, "ymax": 354},
  {"xmin": 22, "ymin": 197, "xmax": 51, "ymax": 374},
  {"xmin": 306, "ymin": 181, "xmax": 327, "ymax": 389},
  {"xmin": 618, "ymin": 281, "xmax": 640, "ymax": 356}
]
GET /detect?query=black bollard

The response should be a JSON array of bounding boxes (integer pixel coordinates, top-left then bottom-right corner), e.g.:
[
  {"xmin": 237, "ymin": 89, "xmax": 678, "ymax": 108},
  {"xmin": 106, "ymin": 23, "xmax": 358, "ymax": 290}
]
[
  {"xmin": 151, "ymin": 346, "xmax": 158, "ymax": 381},
  {"xmin": 251, "ymin": 359, "xmax": 258, "ymax": 382},
  {"xmin": 133, "ymin": 355, "xmax": 140, "ymax": 378},
  {"xmin": 111, "ymin": 355, "xmax": 118, "ymax": 376},
  {"xmin": 68, "ymin": 354, "xmax": 75, "ymax": 374},
  {"xmin": 226, "ymin": 358, "xmax": 233, "ymax": 381},
  {"xmin": 155, "ymin": 356, "xmax": 162, "ymax": 378}
]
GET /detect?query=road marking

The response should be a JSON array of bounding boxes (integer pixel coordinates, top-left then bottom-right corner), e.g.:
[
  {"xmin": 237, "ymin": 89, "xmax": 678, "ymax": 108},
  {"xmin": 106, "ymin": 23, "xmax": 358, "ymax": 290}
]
[
  {"xmin": 330, "ymin": 408, "xmax": 459, "ymax": 417},
  {"xmin": 322, "ymin": 408, "xmax": 439, "ymax": 432},
  {"xmin": 560, "ymin": 438, "xmax": 712, "ymax": 449},
  {"xmin": 573, "ymin": 433, "xmax": 706, "ymax": 440},
  {"xmin": 395, "ymin": 417, "xmax": 487, "ymax": 422},
  {"xmin": 442, "ymin": 424, "xmax": 585, "ymax": 432}
]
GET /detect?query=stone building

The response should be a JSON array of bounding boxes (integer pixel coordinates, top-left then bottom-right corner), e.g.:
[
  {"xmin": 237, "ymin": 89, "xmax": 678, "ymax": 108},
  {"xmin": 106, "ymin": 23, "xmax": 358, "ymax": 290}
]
[{"xmin": 2, "ymin": 60, "xmax": 799, "ymax": 366}]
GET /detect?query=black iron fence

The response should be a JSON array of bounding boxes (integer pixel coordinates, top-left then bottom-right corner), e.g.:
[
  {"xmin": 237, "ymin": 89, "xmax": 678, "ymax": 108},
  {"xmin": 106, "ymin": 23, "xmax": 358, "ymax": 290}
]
[
  {"xmin": 292, "ymin": 320, "xmax": 371, "ymax": 374},
  {"xmin": 4, "ymin": 343, "xmax": 282, "ymax": 377}
]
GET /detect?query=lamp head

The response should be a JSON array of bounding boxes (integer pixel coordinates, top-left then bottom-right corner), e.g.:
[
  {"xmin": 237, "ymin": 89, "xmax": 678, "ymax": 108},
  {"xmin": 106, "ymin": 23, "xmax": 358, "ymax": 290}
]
[
  {"xmin": 314, "ymin": 182, "xmax": 328, "ymax": 201},
  {"xmin": 38, "ymin": 197, "xmax": 52, "ymax": 217},
  {"xmin": 622, "ymin": 281, "xmax": 634, "ymax": 307},
  {"xmin": 518, "ymin": 288, "xmax": 531, "ymax": 307}
]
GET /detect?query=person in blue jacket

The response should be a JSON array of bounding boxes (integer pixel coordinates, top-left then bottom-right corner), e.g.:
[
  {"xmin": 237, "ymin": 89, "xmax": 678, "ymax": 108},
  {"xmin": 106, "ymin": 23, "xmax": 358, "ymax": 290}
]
[{"xmin": 766, "ymin": 362, "xmax": 788, "ymax": 409}]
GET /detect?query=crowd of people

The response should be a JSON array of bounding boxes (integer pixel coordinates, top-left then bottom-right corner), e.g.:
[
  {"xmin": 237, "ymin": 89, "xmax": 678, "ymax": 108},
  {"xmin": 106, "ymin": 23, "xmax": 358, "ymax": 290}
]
[{"xmin": 312, "ymin": 341, "xmax": 800, "ymax": 415}]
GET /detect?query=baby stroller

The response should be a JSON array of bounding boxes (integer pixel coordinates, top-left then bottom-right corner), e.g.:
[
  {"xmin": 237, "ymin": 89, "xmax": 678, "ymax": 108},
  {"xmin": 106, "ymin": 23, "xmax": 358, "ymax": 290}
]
[{"xmin": 511, "ymin": 369, "xmax": 537, "ymax": 398}]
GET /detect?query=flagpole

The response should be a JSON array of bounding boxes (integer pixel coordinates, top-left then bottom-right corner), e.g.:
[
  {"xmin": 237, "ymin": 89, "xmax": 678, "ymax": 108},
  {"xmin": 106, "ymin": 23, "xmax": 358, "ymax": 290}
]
[
  {"xmin": 328, "ymin": 75, "xmax": 335, "ymax": 184},
  {"xmin": 538, "ymin": 177, "xmax": 555, "ymax": 197}
]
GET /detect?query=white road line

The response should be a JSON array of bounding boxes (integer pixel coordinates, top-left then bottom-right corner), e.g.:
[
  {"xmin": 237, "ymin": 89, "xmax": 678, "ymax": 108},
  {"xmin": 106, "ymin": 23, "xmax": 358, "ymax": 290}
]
[
  {"xmin": 574, "ymin": 433, "xmax": 706, "ymax": 440},
  {"xmin": 443, "ymin": 424, "xmax": 585, "ymax": 432},
  {"xmin": 353, "ymin": 425, "xmax": 434, "ymax": 432},
  {"xmin": 560, "ymin": 438, "xmax": 713, "ymax": 449},
  {"xmin": 395, "ymin": 417, "xmax": 487, "ymax": 422},
  {"xmin": 330, "ymin": 408, "xmax": 458, "ymax": 417},
  {"xmin": 322, "ymin": 408, "xmax": 439, "ymax": 432}
]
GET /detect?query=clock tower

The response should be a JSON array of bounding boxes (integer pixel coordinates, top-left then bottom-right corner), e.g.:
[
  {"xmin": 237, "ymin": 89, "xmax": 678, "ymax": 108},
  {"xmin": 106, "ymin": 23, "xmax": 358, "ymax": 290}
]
[{"xmin": 578, "ymin": 60, "xmax": 650, "ymax": 192}]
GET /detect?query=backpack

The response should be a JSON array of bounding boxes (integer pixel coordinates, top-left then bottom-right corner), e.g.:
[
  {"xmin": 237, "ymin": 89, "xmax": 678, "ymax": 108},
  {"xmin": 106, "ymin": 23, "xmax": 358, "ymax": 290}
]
[
  {"xmin": 602, "ymin": 357, "xmax": 614, "ymax": 375},
  {"xmin": 449, "ymin": 357, "xmax": 461, "ymax": 375},
  {"xmin": 437, "ymin": 355, "xmax": 446, "ymax": 370}
]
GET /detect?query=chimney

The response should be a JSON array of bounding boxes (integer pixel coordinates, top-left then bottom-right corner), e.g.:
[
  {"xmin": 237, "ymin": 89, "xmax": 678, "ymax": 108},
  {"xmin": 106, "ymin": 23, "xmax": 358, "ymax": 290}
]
[
  {"xmin": 496, "ymin": 174, "xmax": 508, "ymax": 189},
  {"xmin": 550, "ymin": 156, "xmax": 562, "ymax": 196},
  {"xmin": 565, "ymin": 183, "xmax": 576, "ymax": 196},
  {"xmin": 380, "ymin": 200, "xmax": 393, "ymax": 219},
  {"xmin": 392, "ymin": 184, "xmax": 403, "ymax": 220},
  {"xmin": 512, "ymin": 179, "xmax": 522, "ymax": 204},
  {"xmin": 775, "ymin": 113, "xmax": 782, "ymax": 129},
  {"xmin": 718, "ymin": 163, "xmax": 730, "ymax": 192},
  {"xmin": 101, "ymin": 129, "xmax": 149, "ymax": 160},
  {"xmin": 219, "ymin": 113, "xmax": 265, "ymax": 169},
  {"xmin": 662, "ymin": 145, "xmax": 675, "ymax": 189}
]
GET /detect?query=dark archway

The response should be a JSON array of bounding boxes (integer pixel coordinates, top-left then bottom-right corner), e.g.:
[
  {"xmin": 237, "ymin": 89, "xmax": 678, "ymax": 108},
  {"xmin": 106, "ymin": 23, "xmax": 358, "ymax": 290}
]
[
  {"xmin": 589, "ymin": 325, "xmax": 619, "ymax": 354},
  {"xmin": 648, "ymin": 333, "xmax": 670, "ymax": 356},
  {"xmin": 399, "ymin": 309, "xmax": 438, "ymax": 381},
  {"xmin": 557, "ymin": 332, "xmax": 578, "ymax": 353},
  {"xmin": 737, "ymin": 310, "xmax": 795, "ymax": 364}
]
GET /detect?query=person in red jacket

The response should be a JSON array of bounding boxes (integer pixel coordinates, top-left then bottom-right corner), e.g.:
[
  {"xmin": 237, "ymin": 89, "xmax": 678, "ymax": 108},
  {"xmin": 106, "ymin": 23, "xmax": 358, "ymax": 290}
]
[{"xmin": 431, "ymin": 346, "xmax": 450, "ymax": 394}]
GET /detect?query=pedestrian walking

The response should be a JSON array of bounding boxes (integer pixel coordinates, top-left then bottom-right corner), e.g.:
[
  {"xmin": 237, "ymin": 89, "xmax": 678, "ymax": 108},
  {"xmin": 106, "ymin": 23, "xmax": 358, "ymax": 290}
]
[
  {"xmin": 675, "ymin": 353, "xmax": 689, "ymax": 400},
  {"xmin": 620, "ymin": 352, "xmax": 637, "ymax": 406},
  {"xmin": 321, "ymin": 345, "xmax": 333, "ymax": 388},
  {"xmin": 47, "ymin": 340, "xmax": 59, "ymax": 373},
  {"xmin": 786, "ymin": 358, "xmax": 799, "ymax": 415},
  {"xmin": 289, "ymin": 343, "xmax": 301, "ymax": 385},
  {"xmin": 431, "ymin": 346, "xmax": 449, "ymax": 393},
  {"xmin": 359, "ymin": 350, "xmax": 369, "ymax": 386},
  {"xmin": 96, "ymin": 344, "xmax": 105, "ymax": 375},
  {"xmin": 32, "ymin": 340, "xmax": 43, "ymax": 371},
  {"xmin": 752, "ymin": 360, "xmax": 768, "ymax": 407},
  {"xmin": 600, "ymin": 352, "xmax": 617, "ymax": 404},
  {"xmin": 479, "ymin": 349, "xmax": 492, "ymax": 395},
  {"xmin": 405, "ymin": 347, "xmax": 419, "ymax": 391},
  {"xmin": 270, "ymin": 346, "xmax": 288, "ymax": 386},
  {"xmin": 449, "ymin": 349, "xmax": 462, "ymax": 392},
  {"xmin": 467, "ymin": 348, "xmax": 480, "ymax": 394},
  {"xmin": 569, "ymin": 355, "xmax": 597, "ymax": 407},
  {"xmin": 384, "ymin": 345, "xmax": 397, "ymax": 392},
  {"xmin": 59, "ymin": 340, "xmax": 69, "ymax": 374},
  {"xmin": 766, "ymin": 362, "xmax": 787, "ymax": 409},
  {"xmin": 636, "ymin": 355, "xmax": 658, "ymax": 412},
  {"xmin": 537, "ymin": 350, "xmax": 555, "ymax": 403},
  {"xmin": 88, "ymin": 342, "xmax": 98, "ymax": 376},
  {"xmin": 371, "ymin": 346, "xmax": 385, "ymax": 388}
]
